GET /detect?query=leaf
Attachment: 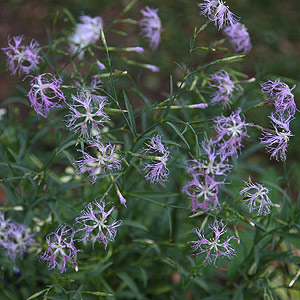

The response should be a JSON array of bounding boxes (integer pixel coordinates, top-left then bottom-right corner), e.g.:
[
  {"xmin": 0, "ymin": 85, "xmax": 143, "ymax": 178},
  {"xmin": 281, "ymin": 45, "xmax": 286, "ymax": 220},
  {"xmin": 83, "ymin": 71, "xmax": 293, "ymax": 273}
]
[
  {"xmin": 121, "ymin": 0, "xmax": 138, "ymax": 14},
  {"xmin": 80, "ymin": 291, "xmax": 113, "ymax": 296},
  {"xmin": 166, "ymin": 122, "xmax": 190, "ymax": 150},
  {"xmin": 188, "ymin": 55, "xmax": 245, "ymax": 78},
  {"xmin": 26, "ymin": 289, "xmax": 48, "ymax": 300},
  {"xmin": 118, "ymin": 272, "xmax": 142, "ymax": 298},
  {"xmin": 162, "ymin": 75, "xmax": 174, "ymax": 119},
  {"xmin": 123, "ymin": 90, "xmax": 136, "ymax": 138},
  {"xmin": 2, "ymin": 97, "xmax": 29, "ymax": 106},
  {"xmin": 56, "ymin": 140, "xmax": 76, "ymax": 156},
  {"xmin": 123, "ymin": 220, "xmax": 149, "ymax": 232}
]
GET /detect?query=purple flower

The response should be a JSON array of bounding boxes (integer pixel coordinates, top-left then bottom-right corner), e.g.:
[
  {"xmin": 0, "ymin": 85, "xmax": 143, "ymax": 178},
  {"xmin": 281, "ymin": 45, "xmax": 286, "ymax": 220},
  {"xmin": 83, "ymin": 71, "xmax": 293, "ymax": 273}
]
[
  {"xmin": 187, "ymin": 139, "xmax": 232, "ymax": 177},
  {"xmin": 74, "ymin": 139, "xmax": 122, "ymax": 184},
  {"xmin": 3, "ymin": 223, "xmax": 35, "ymax": 261},
  {"xmin": 191, "ymin": 220, "xmax": 236, "ymax": 265},
  {"xmin": 75, "ymin": 200, "xmax": 122, "ymax": 248},
  {"xmin": 260, "ymin": 113, "xmax": 294, "ymax": 161},
  {"xmin": 144, "ymin": 64, "xmax": 160, "ymax": 72},
  {"xmin": 240, "ymin": 177, "xmax": 273, "ymax": 215},
  {"xmin": 125, "ymin": 47, "xmax": 144, "ymax": 54},
  {"xmin": 0, "ymin": 212, "xmax": 34, "ymax": 261},
  {"xmin": 210, "ymin": 70, "xmax": 238, "ymax": 108},
  {"xmin": 40, "ymin": 225, "xmax": 80, "ymax": 273},
  {"xmin": 27, "ymin": 73, "xmax": 65, "ymax": 118},
  {"xmin": 140, "ymin": 6, "xmax": 162, "ymax": 50},
  {"xmin": 183, "ymin": 174, "xmax": 223, "ymax": 212},
  {"xmin": 66, "ymin": 91, "xmax": 109, "ymax": 138},
  {"xmin": 2, "ymin": 35, "xmax": 42, "ymax": 76},
  {"xmin": 261, "ymin": 79, "xmax": 296, "ymax": 116},
  {"xmin": 214, "ymin": 109, "xmax": 250, "ymax": 158},
  {"xmin": 223, "ymin": 22, "xmax": 252, "ymax": 53},
  {"xmin": 75, "ymin": 78, "xmax": 107, "ymax": 103},
  {"xmin": 69, "ymin": 15, "xmax": 103, "ymax": 59},
  {"xmin": 143, "ymin": 134, "xmax": 170, "ymax": 184},
  {"xmin": 0, "ymin": 212, "xmax": 11, "ymax": 245},
  {"xmin": 198, "ymin": 0, "xmax": 239, "ymax": 30}
]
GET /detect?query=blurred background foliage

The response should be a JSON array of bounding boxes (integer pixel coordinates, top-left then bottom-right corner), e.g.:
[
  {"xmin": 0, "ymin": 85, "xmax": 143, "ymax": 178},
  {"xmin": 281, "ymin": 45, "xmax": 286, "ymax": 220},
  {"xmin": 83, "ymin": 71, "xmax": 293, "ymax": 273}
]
[
  {"xmin": 1, "ymin": 0, "xmax": 300, "ymax": 299},
  {"xmin": 1, "ymin": 0, "xmax": 299, "ymax": 165}
]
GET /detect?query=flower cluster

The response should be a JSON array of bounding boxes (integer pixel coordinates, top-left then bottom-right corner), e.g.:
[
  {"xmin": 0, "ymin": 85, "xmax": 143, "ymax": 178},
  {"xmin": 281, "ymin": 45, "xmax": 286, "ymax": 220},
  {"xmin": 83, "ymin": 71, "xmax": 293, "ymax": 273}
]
[
  {"xmin": 28, "ymin": 73, "xmax": 65, "ymax": 118},
  {"xmin": 210, "ymin": 70, "xmax": 238, "ymax": 108},
  {"xmin": 2, "ymin": 35, "xmax": 42, "ymax": 76},
  {"xmin": 198, "ymin": 1, "xmax": 252, "ymax": 54},
  {"xmin": 142, "ymin": 134, "xmax": 170, "ymax": 184},
  {"xmin": 191, "ymin": 220, "xmax": 236, "ymax": 265},
  {"xmin": 198, "ymin": 0, "xmax": 239, "ymax": 30},
  {"xmin": 260, "ymin": 78, "xmax": 296, "ymax": 161},
  {"xmin": 184, "ymin": 140, "xmax": 231, "ymax": 213},
  {"xmin": 223, "ymin": 22, "xmax": 252, "ymax": 53},
  {"xmin": 40, "ymin": 200, "xmax": 122, "ymax": 273},
  {"xmin": 65, "ymin": 90, "xmax": 109, "ymax": 138},
  {"xmin": 140, "ymin": 6, "xmax": 162, "ymax": 50},
  {"xmin": 74, "ymin": 139, "xmax": 122, "ymax": 184},
  {"xmin": 183, "ymin": 109, "xmax": 250, "ymax": 213},
  {"xmin": 240, "ymin": 177, "xmax": 273, "ymax": 215},
  {"xmin": 0, "ymin": 212, "xmax": 34, "ymax": 261},
  {"xmin": 69, "ymin": 15, "xmax": 103, "ymax": 59}
]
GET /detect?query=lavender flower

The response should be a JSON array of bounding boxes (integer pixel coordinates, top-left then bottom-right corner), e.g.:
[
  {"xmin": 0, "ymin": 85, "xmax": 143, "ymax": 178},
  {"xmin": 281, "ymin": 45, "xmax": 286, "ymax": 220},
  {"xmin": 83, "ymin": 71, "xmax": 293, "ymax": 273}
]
[
  {"xmin": 75, "ymin": 78, "xmax": 107, "ymax": 103},
  {"xmin": 3, "ymin": 223, "xmax": 35, "ymax": 261},
  {"xmin": 187, "ymin": 139, "xmax": 232, "ymax": 177},
  {"xmin": 240, "ymin": 177, "xmax": 273, "ymax": 215},
  {"xmin": 191, "ymin": 220, "xmax": 236, "ymax": 265},
  {"xmin": 0, "ymin": 212, "xmax": 11, "ymax": 246},
  {"xmin": 214, "ymin": 109, "xmax": 250, "ymax": 158},
  {"xmin": 69, "ymin": 15, "xmax": 103, "ymax": 59},
  {"xmin": 66, "ymin": 91, "xmax": 109, "ymax": 138},
  {"xmin": 210, "ymin": 70, "xmax": 238, "ymax": 108},
  {"xmin": 27, "ymin": 73, "xmax": 65, "ymax": 117},
  {"xmin": 0, "ymin": 213, "xmax": 34, "ymax": 261},
  {"xmin": 75, "ymin": 200, "xmax": 122, "ymax": 248},
  {"xmin": 2, "ymin": 35, "xmax": 42, "ymax": 76},
  {"xmin": 183, "ymin": 174, "xmax": 223, "ymax": 212},
  {"xmin": 261, "ymin": 79, "xmax": 296, "ymax": 116},
  {"xmin": 40, "ymin": 225, "xmax": 80, "ymax": 273},
  {"xmin": 140, "ymin": 6, "xmax": 162, "ymax": 50},
  {"xmin": 261, "ymin": 113, "xmax": 294, "ymax": 161},
  {"xmin": 223, "ymin": 22, "xmax": 252, "ymax": 53},
  {"xmin": 143, "ymin": 134, "xmax": 170, "ymax": 184},
  {"xmin": 74, "ymin": 139, "xmax": 122, "ymax": 184},
  {"xmin": 198, "ymin": 0, "xmax": 239, "ymax": 30}
]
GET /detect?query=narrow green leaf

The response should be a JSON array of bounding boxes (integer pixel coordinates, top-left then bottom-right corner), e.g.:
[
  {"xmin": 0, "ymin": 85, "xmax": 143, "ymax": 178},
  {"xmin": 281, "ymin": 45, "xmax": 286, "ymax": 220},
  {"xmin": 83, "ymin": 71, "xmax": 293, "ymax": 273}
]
[
  {"xmin": 162, "ymin": 75, "xmax": 174, "ymax": 119},
  {"xmin": 109, "ymin": 29, "xmax": 127, "ymax": 36},
  {"xmin": 188, "ymin": 55, "xmax": 245, "ymax": 78},
  {"xmin": 56, "ymin": 140, "xmax": 76, "ymax": 156},
  {"xmin": 123, "ymin": 90, "xmax": 136, "ymax": 138},
  {"xmin": 122, "ymin": 0, "xmax": 138, "ymax": 14},
  {"xmin": 118, "ymin": 273, "xmax": 142, "ymax": 298},
  {"xmin": 63, "ymin": 8, "xmax": 76, "ymax": 26},
  {"xmin": 26, "ymin": 289, "xmax": 48, "ymax": 300},
  {"xmin": 166, "ymin": 122, "xmax": 190, "ymax": 150},
  {"xmin": 123, "ymin": 220, "xmax": 149, "ymax": 232},
  {"xmin": 80, "ymin": 291, "xmax": 113, "ymax": 296}
]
